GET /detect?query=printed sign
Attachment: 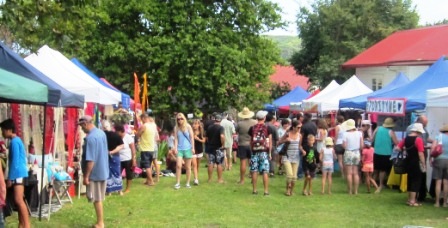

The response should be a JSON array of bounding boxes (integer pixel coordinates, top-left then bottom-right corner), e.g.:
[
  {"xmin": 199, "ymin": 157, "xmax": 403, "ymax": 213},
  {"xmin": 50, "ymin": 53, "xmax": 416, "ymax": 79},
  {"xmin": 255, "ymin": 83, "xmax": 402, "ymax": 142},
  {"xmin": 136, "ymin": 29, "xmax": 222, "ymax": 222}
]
[{"xmin": 366, "ymin": 98, "xmax": 406, "ymax": 116}]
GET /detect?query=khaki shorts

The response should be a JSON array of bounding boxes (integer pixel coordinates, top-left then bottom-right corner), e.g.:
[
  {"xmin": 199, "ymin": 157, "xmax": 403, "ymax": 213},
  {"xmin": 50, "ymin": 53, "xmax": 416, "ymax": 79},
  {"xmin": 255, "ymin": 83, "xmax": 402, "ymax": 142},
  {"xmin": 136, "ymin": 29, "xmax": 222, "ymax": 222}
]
[{"xmin": 86, "ymin": 180, "xmax": 106, "ymax": 203}]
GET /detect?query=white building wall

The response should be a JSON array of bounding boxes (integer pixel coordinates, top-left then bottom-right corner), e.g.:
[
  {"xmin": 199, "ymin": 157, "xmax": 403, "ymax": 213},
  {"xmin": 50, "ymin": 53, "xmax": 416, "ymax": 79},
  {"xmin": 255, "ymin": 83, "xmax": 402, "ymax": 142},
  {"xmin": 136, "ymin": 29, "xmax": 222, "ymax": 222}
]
[{"xmin": 355, "ymin": 65, "xmax": 430, "ymax": 91}]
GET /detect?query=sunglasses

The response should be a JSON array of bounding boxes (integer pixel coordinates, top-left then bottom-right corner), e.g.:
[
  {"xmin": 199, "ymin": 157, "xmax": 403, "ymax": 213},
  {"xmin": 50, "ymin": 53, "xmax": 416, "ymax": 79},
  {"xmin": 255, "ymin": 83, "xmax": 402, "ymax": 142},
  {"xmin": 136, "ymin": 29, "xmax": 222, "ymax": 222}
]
[{"xmin": 177, "ymin": 118, "xmax": 184, "ymax": 121}]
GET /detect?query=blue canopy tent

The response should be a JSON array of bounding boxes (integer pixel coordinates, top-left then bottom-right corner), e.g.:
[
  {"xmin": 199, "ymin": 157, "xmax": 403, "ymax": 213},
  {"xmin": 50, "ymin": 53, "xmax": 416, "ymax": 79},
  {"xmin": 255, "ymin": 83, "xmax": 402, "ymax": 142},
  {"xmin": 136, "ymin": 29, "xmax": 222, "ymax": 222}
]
[
  {"xmin": 339, "ymin": 72, "xmax": 410, "ymax": 109},
  {"xmin": 71, "ymin": 58, "xmax": 130, "ymax": 109},
  {"xmin": 0, "ymin": 42, "xmax": 84, "ymax": 107},
  {"xmin": 368, "ymin": 57, "xmax": 448, "ymax": 112},
  {"xmin": 272, "ymin": 86, "xmax": 310, "ymax": 107}
]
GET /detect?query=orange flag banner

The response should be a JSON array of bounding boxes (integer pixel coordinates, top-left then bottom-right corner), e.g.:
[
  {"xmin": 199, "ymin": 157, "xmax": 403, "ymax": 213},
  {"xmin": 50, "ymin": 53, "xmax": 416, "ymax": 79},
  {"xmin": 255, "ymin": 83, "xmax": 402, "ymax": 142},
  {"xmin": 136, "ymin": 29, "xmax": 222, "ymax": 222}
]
[
  {"xmin": 133, "ymin": 73, "xmax": 140, "ymax": 107},
  {"xmin": 141, "ymin": 73, "xmax": 148, "ymax": 111}
]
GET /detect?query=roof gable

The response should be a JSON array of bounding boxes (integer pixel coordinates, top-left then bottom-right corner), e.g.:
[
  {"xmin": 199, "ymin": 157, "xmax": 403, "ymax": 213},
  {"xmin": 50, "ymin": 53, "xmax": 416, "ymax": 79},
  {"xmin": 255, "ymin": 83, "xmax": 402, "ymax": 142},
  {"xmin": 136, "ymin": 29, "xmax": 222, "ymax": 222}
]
[
  {"xmin": 343, "ymin": 25, "xmax": 448, "ymax": 68},
  {"xmin": 270, "ymin": 65, "xmax": 309, "ymax": 90}
]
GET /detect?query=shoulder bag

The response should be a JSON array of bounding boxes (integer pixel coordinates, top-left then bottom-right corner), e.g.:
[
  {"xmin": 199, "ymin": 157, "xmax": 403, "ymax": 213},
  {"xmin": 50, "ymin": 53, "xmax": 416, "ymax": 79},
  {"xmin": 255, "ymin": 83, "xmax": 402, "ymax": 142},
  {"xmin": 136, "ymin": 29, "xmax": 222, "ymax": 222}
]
[{"xmin": 431, "ymin": 134, "xmax": 443, "ymax": 158}]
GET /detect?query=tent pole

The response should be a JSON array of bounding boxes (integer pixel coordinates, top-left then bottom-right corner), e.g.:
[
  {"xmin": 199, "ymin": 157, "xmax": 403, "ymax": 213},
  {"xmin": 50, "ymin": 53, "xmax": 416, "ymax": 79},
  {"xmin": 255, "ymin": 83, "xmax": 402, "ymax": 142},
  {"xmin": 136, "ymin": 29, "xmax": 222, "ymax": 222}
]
[{"xmin": 38, "ymin": 104, "xmax": 47, "ymax": 221}]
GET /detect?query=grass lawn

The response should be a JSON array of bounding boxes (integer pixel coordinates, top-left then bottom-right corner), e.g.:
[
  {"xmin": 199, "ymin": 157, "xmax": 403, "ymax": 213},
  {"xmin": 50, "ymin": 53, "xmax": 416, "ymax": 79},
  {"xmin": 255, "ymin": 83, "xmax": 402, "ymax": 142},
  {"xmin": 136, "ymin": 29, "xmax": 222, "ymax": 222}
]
[{"xmin": 5, "ymin": 161, "xmax": 448, "ymax": 228}]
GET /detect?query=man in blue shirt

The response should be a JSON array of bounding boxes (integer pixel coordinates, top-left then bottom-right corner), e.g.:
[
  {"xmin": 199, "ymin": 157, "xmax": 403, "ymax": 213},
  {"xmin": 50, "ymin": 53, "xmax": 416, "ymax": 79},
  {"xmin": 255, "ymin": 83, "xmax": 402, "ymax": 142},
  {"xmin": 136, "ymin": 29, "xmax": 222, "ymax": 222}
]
[
  {"xmin": 0, "ymin": 119, "xmax": 28, "ymax": 228},
  {"xmin": 79, "ymin": 115, "xmax": 109, "ymax": 228}
]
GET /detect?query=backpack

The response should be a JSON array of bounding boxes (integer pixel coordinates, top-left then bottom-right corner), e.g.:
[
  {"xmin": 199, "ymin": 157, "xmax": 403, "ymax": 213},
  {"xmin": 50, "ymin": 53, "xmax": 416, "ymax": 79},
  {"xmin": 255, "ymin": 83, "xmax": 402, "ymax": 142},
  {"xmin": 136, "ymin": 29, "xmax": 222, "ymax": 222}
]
[{"xmin": 251, "ymin": 124, "xmax": 269, "ymax": 152}]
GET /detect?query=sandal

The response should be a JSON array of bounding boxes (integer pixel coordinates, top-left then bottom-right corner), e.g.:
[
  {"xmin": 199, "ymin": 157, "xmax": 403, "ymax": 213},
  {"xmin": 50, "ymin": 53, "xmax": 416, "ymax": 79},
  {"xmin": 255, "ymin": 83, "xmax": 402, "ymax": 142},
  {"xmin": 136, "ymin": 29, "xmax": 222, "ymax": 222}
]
[
  {"xmin": 302, "ymin": 191, "xmax": 308, "ymax": 196},
  {"xmin": 409, "ymin": 202, "xmax": 422, "ymax": 207}
]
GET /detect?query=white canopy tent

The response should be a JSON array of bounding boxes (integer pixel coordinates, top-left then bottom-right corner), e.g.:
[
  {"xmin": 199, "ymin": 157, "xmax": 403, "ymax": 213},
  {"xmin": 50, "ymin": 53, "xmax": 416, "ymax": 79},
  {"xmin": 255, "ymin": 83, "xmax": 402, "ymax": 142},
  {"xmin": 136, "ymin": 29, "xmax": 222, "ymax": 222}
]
[
  {"xmin": 25, "ymin": 45, "xmax": 121, "ymax": 105},
  {"xmin": 304, "ymin": 76, "xmax": 372, "ymax": 113},
  {"xmin": 425, "ymin": 87, "xmax": 448, "ymax": 190},
  {"xmin": 302, "ymin": 80, "xmax": 340, "ymax": 113},
  {"xmin": 426, "ymin": 87, "xmax": 448, "ymax": 144}
]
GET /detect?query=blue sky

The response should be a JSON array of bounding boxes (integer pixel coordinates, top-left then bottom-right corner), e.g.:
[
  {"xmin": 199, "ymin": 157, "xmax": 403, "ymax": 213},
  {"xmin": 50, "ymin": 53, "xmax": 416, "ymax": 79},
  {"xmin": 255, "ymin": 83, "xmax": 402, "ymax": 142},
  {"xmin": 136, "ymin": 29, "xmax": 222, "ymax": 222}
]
[{"xmin": 266, "ymin": 0, "xmax": 448, "ymax": 36}]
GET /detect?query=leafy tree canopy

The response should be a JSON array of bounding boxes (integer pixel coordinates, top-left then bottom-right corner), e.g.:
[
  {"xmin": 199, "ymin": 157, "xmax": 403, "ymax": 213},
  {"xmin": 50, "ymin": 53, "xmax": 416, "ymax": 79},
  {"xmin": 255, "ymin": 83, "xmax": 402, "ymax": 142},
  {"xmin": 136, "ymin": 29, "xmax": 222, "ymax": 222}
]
[
  {"xmin": 290, "ymin": 0, "xmax": 419, "ymax": 87},
  {"xmin": 0, "ymin": 0, "xmax": 284, "ymax": 114}
]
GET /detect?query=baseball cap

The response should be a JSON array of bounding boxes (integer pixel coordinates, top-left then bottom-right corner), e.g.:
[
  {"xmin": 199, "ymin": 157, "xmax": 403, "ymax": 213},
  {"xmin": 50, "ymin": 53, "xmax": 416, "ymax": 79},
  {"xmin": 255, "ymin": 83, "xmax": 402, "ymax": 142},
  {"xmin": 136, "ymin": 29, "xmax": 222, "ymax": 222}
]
[
  {"xmin": 77, "ymin": 115, "xmax": 93, "ymax": 125},
  {"xmin": 256, "ymin": 110, "xmax": 268, "ymax": 119},
  {"xmin": 214, "ymin": 114, "xmax": 223, "ymax": 121}
]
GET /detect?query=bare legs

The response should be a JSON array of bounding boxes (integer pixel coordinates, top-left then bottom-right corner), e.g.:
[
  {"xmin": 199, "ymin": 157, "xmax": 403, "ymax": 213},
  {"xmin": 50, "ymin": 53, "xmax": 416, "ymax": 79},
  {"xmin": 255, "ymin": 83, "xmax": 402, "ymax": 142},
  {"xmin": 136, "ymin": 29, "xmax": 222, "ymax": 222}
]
[
  {"xmin": 434, "ymin": 179, "xmax": 448, "ymax": 207},
  {"xmin": 192, "ymin": 156, "xmax": 201, "ymax": 184},
  {"xmin": 337, "ymin": 154, "xmax": 344, "ymax": 178},
  {"xmin": 175, "ymin": 157, "xmax": 183, "ymax": 185},
  {"xmin": 152, "ymin": 159, "xmax": 160, "ymax": 182},
  {"xmin": 376, "ymin": 170, "xmax": 387, "ymax": 192},
  {"xmin": 13, "ymin": 185, "xmax": 30, "ymax": 228},
  {"xmin": 238, "ymin": 158, "xmax": 248, "ymax": 184},
  {"xmin": 321, "ymin": 171, "xmax": 333, "ymax": 194},
  {"xmin": 364, "ymin": 172, "xmax": 378, "ymax": 193},
  {"xmin": 345, "ymin": 165, "xmax": 360, "ymax": 194},
  {"xmin": 93, "ymin": 201, "xmax": 104, "ymax": 228},
  {"xmin": 251, "ymin": 172, "xmax": 269, "ymax": 194},
  {"xmin": 207, "ymin": 163, "xmax": 223, "ymax": 183},
  {"xmin": 303, "ymin": 175, "xmax": 313, "ymax": 195},
  {"xmin": 144, "ymin": 167, "xmax": 154, "ymax": 186}
]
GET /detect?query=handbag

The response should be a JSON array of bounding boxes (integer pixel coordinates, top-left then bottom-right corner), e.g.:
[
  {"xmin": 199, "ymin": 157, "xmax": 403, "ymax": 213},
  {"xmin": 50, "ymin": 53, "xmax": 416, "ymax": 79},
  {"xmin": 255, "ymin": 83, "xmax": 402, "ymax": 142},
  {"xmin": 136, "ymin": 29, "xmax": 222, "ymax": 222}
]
[
  {"xmin": 393, "ymin": 151, "xmax": 407, "ymax": 175},
  {"xmin": 431, "ymin": 134, "xmax": 443, "ymax": 158},
  {"xmin": 278, "ymin": 141, "xmax": 290, "ymax": 156}
]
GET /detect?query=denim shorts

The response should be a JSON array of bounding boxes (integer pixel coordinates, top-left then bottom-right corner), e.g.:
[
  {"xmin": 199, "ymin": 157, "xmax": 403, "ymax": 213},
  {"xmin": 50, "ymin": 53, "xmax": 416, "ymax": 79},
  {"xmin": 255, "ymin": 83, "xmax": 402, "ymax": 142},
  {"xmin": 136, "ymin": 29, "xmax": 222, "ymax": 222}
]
[{"xmin": 140, "ymin": 151, "xmax": 154, "ymax": 169}]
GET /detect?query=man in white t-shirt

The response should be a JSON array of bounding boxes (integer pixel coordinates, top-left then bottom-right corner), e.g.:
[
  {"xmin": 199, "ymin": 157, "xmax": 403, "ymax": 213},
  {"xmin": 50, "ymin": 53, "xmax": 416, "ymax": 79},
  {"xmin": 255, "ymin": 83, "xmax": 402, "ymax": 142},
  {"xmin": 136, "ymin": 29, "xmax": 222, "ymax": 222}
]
[{"xmin": 116, "ymin": 125, "xmax": 136, "ymax": 193}]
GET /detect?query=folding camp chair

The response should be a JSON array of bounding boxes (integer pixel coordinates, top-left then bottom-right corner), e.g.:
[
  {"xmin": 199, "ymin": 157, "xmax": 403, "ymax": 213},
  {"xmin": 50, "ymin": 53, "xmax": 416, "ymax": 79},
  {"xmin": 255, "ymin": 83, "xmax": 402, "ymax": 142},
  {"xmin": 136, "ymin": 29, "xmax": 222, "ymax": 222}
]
[{"xmin": 47, "ymin": 179, "xmax": 74, "ymax": 221}]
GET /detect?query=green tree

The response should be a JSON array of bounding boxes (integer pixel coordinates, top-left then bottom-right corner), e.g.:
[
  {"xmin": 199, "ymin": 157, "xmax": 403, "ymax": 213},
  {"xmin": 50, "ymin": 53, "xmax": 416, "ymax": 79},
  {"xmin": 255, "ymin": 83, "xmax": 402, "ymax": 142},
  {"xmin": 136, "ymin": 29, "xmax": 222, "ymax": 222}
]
[
  {"xmin": 270, "ymin": 81, "xmax": 291, "ymax": 101},
  {"xmin": 0, "ymin": 0, "xmax": 284, "ymax": 114},
  {"xmin": 290, "ymin": 0, "xmax": 419, "ymax": 86}
]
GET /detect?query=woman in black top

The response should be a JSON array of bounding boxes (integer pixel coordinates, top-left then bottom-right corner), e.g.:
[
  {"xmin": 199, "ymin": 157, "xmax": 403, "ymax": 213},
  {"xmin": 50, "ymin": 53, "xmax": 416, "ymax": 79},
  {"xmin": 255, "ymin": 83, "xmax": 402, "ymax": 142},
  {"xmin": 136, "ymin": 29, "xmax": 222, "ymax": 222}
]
[
  {"xmin": 192, "ymin": 119, "xmax": 205, "ymax": 185},
  {"xmin": 397, "ymin": 123, "xmax": 426, "ymax": 206}
]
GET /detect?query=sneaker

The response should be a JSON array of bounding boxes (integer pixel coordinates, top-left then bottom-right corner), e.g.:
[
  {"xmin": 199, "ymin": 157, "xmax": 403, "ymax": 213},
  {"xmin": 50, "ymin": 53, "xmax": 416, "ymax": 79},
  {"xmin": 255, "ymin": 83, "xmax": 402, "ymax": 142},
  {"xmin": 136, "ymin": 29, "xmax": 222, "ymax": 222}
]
[
  {"xmin": 186, "ymin": 183, "xmax": 191, "ymax": 189},
  {"xmin": 174, "ymin": 183, "xmax": 180, "ymax": 190},
  {"xmin": 193, "ymin": 179, "xmax": 199, "ymax": 186}
]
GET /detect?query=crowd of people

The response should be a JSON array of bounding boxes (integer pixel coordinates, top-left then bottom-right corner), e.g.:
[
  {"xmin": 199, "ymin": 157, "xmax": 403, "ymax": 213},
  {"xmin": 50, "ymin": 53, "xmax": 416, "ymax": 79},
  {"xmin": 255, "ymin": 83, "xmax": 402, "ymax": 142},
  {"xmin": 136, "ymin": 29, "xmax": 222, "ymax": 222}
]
[{"xmin": 2, "ymin": 106, "xmax": 448, "ymax": 227}]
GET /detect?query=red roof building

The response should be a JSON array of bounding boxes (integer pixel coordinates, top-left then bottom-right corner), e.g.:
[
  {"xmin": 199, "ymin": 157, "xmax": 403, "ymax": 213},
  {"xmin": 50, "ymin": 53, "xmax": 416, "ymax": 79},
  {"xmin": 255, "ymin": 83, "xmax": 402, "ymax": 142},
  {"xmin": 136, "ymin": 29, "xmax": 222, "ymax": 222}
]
[
  {"xmin": 343, "ymin": 25, "xmax": 448, "ymax": 68},
  {"xmin": 341, "ymin": 25, "xmax": 448, "ymax": 91},
  {"xmin": 270, "ymin": 65, "xmax": 309, "ymax": 90}
]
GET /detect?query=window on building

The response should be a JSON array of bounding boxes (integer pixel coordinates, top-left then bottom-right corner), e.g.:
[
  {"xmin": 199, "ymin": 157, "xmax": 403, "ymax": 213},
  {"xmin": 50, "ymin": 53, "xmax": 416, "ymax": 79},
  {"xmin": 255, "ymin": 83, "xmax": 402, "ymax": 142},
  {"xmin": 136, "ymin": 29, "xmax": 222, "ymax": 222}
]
[{"xmin": 372, "ymin": 78, "xmax": 383, "ymax": 91}]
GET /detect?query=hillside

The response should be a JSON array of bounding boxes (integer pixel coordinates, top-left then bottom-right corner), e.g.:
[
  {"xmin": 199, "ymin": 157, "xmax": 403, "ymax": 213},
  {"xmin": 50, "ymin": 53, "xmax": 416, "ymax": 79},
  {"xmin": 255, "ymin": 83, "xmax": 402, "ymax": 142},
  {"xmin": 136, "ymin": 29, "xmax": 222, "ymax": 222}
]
[{"xmin": 265, "ymin": 35, "xmax": 301, "ymax": 63}]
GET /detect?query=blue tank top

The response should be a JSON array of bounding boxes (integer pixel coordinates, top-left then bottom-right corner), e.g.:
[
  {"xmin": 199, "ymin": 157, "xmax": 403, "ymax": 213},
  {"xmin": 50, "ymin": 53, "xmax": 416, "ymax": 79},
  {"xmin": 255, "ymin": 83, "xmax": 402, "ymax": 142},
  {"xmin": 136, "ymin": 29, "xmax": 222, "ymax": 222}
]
[{"xmin": 177, "ymin": 129, "xmax": 192, "ymax": 150}]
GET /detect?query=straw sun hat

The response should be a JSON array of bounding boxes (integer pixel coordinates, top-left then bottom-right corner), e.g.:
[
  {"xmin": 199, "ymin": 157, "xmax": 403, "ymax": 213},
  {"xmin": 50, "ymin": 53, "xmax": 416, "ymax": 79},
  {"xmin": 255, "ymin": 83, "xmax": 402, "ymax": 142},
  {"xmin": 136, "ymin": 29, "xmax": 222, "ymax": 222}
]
[
  {"xmin": 344, "ymin": 119, "xmax": 356, "ymax": 131},
  {"xmin": 325, "ymin": 137, "xmax": 334, "ymax": 146},
  {"xmin": 383, "ymin": 117, "xmax": 395, "ymax": 128},
  {"xmin": 440, "ymin": 124, "xmax": 448, "ymax": 132},
  {"xmin": 409, "ymin": 123, "xmax": 425, "ymax": 134},
  {"xmin": 238, "ymin": 107, "xmax": 254, "ymax": 119}
]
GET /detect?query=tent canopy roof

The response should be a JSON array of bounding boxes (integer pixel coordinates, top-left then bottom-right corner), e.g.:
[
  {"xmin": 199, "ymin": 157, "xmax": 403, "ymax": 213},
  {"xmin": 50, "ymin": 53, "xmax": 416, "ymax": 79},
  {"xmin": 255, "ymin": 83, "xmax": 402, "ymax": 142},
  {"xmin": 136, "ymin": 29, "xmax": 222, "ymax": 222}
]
[
  {"xmin": 273, "ymin": 86, "xmax": 310, "ymax": 107},
  {"xmin": 71, "ymin": 58, "xmax": 130, "ymax": 109},
  {"xmin": 0, "ymin": 42, "xmax": 84, "ymax": 107},
  {"xmin": 305, "ymin": 76, "xmax": 372, "ymax": 112},
  {"xmin": 0, "ymin": 68, "xmax": 48, "ymax": 104},
  {"xmin": 339, "ymin": 72, "xmax": 410, "ymax": 109},
  {"xmin": 25, "ymin": 45, "xmax": 121, "ymax": 105},
  {"xmin": 427, "ymin": 87, "xmax": 448, "ymax": 108},
  {"xmin": 369, "ymin": 57, "xmax": 448, "ymax": 111}
]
